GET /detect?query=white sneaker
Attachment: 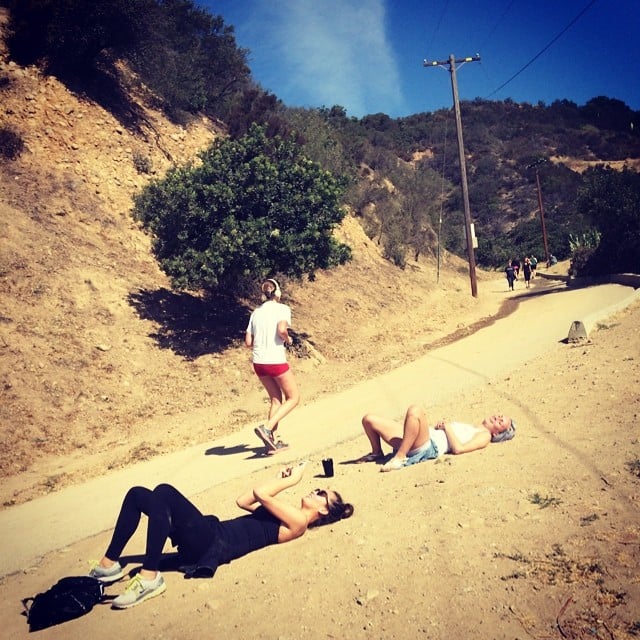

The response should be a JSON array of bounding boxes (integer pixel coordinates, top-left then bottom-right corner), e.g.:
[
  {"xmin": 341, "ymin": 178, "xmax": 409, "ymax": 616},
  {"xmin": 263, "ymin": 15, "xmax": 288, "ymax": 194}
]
[
  {"xmin": 111, "ymin": 572, "xmax": 166, "ymax": 609},
  {"xmin": 380, "ymin": 457, "xmax": 406, "ymax": 472},
  {"xmin": 88, "ymin": 560, "xmax": 124, "ymax": 583}
]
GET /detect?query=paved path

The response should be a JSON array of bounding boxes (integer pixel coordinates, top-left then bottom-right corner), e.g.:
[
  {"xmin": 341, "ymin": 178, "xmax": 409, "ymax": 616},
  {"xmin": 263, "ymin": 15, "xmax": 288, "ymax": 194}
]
[{"xmin": 1, "ymin": 277, "xmax": 638, "ymax": 577}]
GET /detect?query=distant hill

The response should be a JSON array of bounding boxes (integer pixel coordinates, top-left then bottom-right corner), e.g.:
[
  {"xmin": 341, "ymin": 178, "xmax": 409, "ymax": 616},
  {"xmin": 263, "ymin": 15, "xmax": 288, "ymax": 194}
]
[{"xmin": 308, "ymin": 98, "xmax": 640, "ymax": 267}]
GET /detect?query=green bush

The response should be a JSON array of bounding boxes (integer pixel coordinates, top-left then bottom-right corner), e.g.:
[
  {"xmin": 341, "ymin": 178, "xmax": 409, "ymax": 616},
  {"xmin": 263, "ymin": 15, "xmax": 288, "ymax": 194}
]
[
  {"xmin": 133, "ymin": 124, "xmax": 351, "ymax": 292},
  {"xmin": 132, "ymin": 151, "xmax": 152, "ymax": 174},
  {"xmin": 569, "ymin": 246, "xmax": 597, "ymax": 277},
  {"xmin": 576, "ymin": 167, "xmax": 640, "ymax": 275},
  {"xmin": 0, "ymin": 125, "xmax": 25, "ymax": 160},
  {"xmin": 4, "ymin": 0, "xmax": 250, "ymax": 119}
]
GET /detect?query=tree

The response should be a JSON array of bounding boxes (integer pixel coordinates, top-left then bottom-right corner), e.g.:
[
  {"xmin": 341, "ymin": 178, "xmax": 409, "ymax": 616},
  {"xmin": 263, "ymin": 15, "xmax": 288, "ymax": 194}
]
[
  {"xmin": 576, "ymin": 167, "xmax": 640, "ymax": 275},
  {"xmin": 4, "ymin": 0, "xmax": 153, "ymax": 73},
  {"xmin": 282, "ymin": 107, "xmax": 355, "ymax": 178},
  {"xmin": 133, "ymin": 125, "xmax": 351, "ymax": 292},
  {"xmin": 389, "ymin": 161, "xmax": 441, "ymax": 262},
  {"xmin": 130, "ymin": 0, "xmax": 251, "ymax": 117},
  {"xmin": 3, "ymin": 0, "xmax": 251, "ymax": 118}
]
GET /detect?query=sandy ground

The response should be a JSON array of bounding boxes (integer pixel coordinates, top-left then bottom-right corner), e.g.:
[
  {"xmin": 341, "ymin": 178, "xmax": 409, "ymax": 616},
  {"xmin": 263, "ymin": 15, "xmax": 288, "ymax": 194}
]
[{"xmin": 2, "ymin": 273, "xmax": 639, "ymax": 640}]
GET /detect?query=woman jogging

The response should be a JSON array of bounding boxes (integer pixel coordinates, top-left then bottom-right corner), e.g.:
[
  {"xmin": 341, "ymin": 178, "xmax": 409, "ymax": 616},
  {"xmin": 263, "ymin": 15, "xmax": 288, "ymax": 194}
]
[{"xmin": 246, "ymin": 278, "xmax": 300, "ymax": 454}]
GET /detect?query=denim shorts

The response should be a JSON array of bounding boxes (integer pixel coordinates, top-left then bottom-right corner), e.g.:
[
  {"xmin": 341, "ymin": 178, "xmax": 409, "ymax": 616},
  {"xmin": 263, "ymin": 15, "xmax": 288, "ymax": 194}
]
[{"xmin": 403, "ymin": 438, "xmax": 440, "ymax": 467}]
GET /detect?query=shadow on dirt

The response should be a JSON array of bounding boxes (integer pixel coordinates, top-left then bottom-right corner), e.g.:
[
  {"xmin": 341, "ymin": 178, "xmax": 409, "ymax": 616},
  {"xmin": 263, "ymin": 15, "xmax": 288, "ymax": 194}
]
[{"xmin": 128, "ymin": 288, "xmax": 250, "ymax": 360}]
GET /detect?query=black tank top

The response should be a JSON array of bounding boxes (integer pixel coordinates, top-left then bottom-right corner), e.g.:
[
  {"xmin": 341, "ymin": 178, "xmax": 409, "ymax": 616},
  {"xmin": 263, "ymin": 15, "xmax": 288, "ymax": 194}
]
[
  {"xmin": 183, "ymin": 506, "xmax": 280, "ymax": 574},
  {"xmin": 214, "ymin": 506, "xmax": 281, "ymax": 563}
]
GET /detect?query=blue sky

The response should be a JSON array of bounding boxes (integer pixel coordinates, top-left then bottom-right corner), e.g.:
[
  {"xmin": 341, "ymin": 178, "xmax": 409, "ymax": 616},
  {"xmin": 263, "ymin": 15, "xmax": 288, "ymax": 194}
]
[{"xmin": 201, "ymin": 0, "xmax": 640, "ymax": 119}]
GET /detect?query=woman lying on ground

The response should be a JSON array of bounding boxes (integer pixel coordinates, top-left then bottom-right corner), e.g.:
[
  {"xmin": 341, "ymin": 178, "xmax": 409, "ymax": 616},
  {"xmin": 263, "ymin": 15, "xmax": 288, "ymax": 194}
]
[
  {"xmin": 89, "ymin": 462, "xmax": 354, "ymax": 609},
  {"xmin": 357, "ymin": 404, "xmax": 516, "ymax": 472}
]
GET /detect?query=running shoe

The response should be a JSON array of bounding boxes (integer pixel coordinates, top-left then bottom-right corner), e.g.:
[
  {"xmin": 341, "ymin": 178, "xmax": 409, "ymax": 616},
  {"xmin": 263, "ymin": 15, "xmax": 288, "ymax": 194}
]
[
  {"xmin": 88, "ymin": 560, "xmax": 124, "ymax": 583},
  {"xmin": 266, "ymin": 439, "xmax": 290, "ymax": 455},
  {"xmin": 380, "ymin": 457, "xmax": 406, "ymax": 472},
  {"xmin": 254, "ymin": 425, "xmax": 276, "ymax": 451},
  {"xmin": 111, "ymin": 573, "xmax": 166, "ymax": 609}
]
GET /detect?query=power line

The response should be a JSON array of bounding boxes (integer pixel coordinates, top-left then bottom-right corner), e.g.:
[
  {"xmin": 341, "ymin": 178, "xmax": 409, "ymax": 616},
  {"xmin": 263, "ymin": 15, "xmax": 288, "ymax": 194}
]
[
  {"xmin": 486, "ymin": 0, "xmax": 599, "ymax": 99},
  {"xmin": 424, "ymin": 0, "xmax": 451, "ymax": 61},
  {"xmin": 478, "ymin": 0, "xmax": 516, "ymax": 52}
]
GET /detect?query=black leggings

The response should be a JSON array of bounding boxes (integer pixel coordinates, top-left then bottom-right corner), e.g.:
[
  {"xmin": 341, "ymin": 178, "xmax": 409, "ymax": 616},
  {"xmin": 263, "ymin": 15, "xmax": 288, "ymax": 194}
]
[{"xmin": 105, "ymin": 484, "xmax": 210, "ymax": 572}]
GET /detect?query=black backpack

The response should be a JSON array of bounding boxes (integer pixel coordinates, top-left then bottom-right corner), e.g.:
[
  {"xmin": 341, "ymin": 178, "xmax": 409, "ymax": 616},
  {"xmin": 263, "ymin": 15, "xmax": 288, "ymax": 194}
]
[{"xmin": 22, "ymin": 576, "xmax": 105, "ymax": 632}]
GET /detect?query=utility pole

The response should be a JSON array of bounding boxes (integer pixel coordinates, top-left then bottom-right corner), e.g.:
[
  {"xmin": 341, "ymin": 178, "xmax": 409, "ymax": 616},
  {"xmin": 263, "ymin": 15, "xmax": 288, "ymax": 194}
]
[
  {"xmin": 424, "ymin": 54, "xmax": 480, "ymax": 297},
  {"xmin": 526, "ymin": 158, "xmax": 550, "ymax": 266}
]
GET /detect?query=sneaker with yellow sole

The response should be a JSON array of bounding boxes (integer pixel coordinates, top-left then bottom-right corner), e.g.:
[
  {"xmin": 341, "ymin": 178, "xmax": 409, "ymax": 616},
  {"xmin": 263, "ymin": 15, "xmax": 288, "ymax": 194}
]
[{"xmin": 111, "ymin": 573, "xmax": 166, "ymax": 609}]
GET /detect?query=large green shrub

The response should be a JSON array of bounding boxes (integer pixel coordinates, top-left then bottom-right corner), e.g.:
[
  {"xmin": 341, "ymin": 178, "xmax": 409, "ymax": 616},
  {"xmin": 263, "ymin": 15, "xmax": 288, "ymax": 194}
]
[
  {"xmin": 133, "ymin": 125, "xmax": 351, "ymax": 292},
  {"xmin": 576, "ymin": 167, "xmax": 640, "ymax": 275}
]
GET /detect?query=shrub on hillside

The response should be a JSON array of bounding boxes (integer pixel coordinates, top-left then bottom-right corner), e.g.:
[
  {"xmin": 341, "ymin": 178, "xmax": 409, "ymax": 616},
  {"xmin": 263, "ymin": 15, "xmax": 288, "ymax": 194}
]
[
  {"xmin": 576, "ymin": 167, "xmax": 640, "ymax": 275},
  {"xmin": 569, "ymin": 246, "xmax": 597, "ymax": 277},
  {"xmin": 0, "ymin": 125, "xmax": 25, "ymax": 160},
  {"xmin": 133, "ymin": 124, "xmax": 352, "ymax": 293},
  {"xmin": 132, "ymin": 151, "xmax": 152, "ymax": 174}
]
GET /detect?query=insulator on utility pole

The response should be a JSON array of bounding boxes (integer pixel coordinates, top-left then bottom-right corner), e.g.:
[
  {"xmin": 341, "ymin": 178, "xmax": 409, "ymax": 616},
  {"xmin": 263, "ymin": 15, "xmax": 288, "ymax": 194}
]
[{"xmin": 423, "ymin": 53, "xmax": 480, "ymax": 297}]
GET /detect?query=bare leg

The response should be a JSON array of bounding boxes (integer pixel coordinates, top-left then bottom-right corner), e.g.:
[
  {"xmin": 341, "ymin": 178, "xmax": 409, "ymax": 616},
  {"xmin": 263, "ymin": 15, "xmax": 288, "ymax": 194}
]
[
  {"xmin": 374, "ymin": 405, "xmax": 432, "ymax": 472},
  {"xmin": 361, "ymin": 413, "xmax": 403, "ymax": 455},
  {"xmin": 258, "ymin": 376, "xmax": 282, "ymax": 429},
  {"xmin": 362, "ymin": 405, "xmax": 431, "ymax": 459},
  {"xmin": 259, "ymin": 369, "xmax": 300, "ymax": 435},
  {"xmin": 392, "ymin": 404, "xmax": 431, "ymax": 460}
]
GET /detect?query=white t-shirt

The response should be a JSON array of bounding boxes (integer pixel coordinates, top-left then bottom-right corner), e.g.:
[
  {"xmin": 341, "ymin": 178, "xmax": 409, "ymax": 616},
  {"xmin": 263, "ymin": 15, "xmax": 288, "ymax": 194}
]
[
  {"xmin": 246, "ymin": 300, "xmax": 292, "ymax": 364},
  {"xmin": 429, "ymin": 422, "xmax": 485, "ymax": 454}
]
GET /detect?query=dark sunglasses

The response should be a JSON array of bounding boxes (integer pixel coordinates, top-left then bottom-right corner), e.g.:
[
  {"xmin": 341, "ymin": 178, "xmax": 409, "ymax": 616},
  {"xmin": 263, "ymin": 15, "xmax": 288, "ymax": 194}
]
[{"xmin": 314, "ymin": 488, "xmax": 329, "ymax": 506}]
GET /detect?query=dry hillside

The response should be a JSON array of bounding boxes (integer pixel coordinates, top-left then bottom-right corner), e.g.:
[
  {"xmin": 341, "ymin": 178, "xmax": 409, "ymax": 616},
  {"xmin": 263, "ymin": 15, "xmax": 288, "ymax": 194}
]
[{"xmin": 0, "ymin": 19, "xmax": 503, "ymax": 508}]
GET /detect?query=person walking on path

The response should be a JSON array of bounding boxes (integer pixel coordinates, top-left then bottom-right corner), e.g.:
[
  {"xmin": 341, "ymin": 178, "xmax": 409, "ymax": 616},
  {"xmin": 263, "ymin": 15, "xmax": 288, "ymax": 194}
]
[
  {"xmin": 522, "ymin": 257, "xmax": 532, "ymax": 289},
  {"xmin": 246, "ymin": 278, "xmax": 300, "ymax": 454},
  {"xmin": 530, "ymin": 255, "xmax": 538, "ymax": 279},
  {"xmin": 505, "ymin": 262, "xmax": 516, "ymax": 291},
  {"xmin": 88, "ymin": 463, "xmax": 354, "ymax": 609},
  {"xmin": 355, "ymin": 404, "xmax": 515, "ymax": 472}
]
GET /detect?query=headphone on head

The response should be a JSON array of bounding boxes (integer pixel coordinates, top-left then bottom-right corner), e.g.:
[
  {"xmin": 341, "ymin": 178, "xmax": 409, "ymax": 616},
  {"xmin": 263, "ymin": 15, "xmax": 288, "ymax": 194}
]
[{"xmin": 261, "ymin": 278, "xmax": 281, "ymax": 300}]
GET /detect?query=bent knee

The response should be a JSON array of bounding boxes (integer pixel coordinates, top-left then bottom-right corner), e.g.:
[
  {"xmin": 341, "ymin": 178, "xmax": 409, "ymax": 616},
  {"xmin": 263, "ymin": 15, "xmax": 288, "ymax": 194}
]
[
  {"xmin": 153, "ymin": 483, "xmax": 177, "ymax": 497},
  {"xmin": 361, "ymin": 413, "xmax": 376, "ymax": 428},
  {"xmin": 286, "ymin": 389, "xmax": 300, "ymax": 406},
  {"xmin": 405, "ymin": 404, "xmax": 424, "ymax": 420}
]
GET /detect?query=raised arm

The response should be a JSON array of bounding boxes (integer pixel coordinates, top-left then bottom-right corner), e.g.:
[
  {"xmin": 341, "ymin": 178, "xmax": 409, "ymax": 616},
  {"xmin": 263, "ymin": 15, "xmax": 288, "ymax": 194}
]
[
  {"xmin": 236, "ymin": 463, "xmax": 309, "ymax": 539},
  {"xmin": 236, "ymin": 466, "xmax": 295, "ymax": 512}
]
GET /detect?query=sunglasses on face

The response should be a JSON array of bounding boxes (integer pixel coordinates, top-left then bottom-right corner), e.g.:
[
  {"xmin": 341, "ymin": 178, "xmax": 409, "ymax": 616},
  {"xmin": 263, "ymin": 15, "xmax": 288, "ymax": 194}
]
[{"xmin": 314, "ymin": 488, "xmax": 329, "ymax": 507}]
